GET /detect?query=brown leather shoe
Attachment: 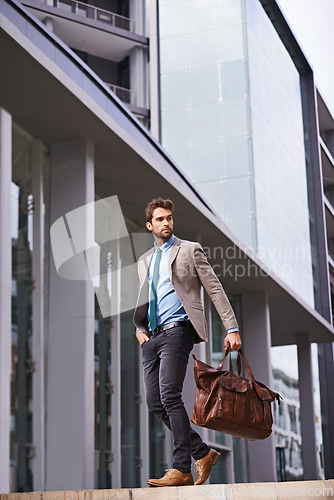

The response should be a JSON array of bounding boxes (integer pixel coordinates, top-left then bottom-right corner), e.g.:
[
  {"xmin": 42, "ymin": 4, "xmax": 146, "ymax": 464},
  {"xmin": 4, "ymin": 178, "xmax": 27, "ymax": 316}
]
[
  {"xmin": 147, "ymin": 468, "xmax": 194, "ymax": 487},
  {"xmin": 194, "ymin": 449, "xmax": 220, "ymax": 485}
]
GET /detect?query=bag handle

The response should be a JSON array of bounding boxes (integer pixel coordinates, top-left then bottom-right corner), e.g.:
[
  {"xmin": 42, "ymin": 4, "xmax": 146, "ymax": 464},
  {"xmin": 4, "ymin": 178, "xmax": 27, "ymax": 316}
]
[
  {"xmin": 217, "ymin": 346, "xmax": 255, "ymax": 382},
  {"xmin": 217, "ymin": 343, "xmax": 231, "ymax": 370},
  {"xmin": 217, "ymin": 343, "xmax": 242, "ymax": 376}
]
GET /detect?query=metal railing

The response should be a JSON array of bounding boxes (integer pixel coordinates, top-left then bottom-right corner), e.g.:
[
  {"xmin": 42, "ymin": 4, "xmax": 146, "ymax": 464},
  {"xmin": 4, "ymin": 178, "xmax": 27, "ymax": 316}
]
[
  {"xmin": 44, "ymin": 0, "xmax": 134, "ymax": 32},
  {"xmin": 105, "ymin": 83, "xmax": 136, "ymax": 106}
]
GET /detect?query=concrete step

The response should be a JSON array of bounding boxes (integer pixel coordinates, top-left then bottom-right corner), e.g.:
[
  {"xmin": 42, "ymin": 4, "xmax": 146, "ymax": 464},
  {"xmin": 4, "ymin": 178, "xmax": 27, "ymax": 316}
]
[{"xmin": 1, "ymin": 480, "xmax": 333, "ymax": 500}]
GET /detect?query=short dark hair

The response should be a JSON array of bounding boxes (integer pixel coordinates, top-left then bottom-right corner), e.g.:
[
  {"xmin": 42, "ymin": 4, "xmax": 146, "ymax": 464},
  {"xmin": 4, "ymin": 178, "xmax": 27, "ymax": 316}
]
[{"xmin": 145, "ymin": 197, "xmax": 174, "ymax": 223}]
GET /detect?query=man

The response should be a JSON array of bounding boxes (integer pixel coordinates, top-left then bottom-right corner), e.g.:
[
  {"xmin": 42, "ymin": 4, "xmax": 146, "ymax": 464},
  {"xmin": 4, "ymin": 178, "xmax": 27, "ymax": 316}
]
[{"xmin": 133, "ymin": 198, "xmax": 241, "ymax": 487}]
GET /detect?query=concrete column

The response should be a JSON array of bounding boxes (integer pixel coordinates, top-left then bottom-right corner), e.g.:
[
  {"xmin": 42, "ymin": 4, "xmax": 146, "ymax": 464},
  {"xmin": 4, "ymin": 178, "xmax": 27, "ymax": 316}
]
[
  {"xmin": 296, "ymin": 334, "xmax": 319, "ymax": 479},
  {"xmin": 129, "ymin": 0, "xmax": 145, "ymax": 35},
  {"xmin": 148, "ymin": 0, "xmax": 161, "ymax": 141},
  {"xmin": 129, "ymin": 0, "xmax": 148, "ymax": 109},
  {"xmin": 0, "ymin": 109, "xmax": 12, "ymax": 493},
  {"xmin": 242, "ymin": 292, "xmax": 277, "ymax": 483},
  {"xmin": 129, "ymin": 46, "xmax": 148, "ymax": 109},
  {"xmin": 42, "ymin": 17, "xmax": 54, "ymax": 32},
  {"xmin": 45, "ymin": 139, "xmax": 95, "ymax": 490}
]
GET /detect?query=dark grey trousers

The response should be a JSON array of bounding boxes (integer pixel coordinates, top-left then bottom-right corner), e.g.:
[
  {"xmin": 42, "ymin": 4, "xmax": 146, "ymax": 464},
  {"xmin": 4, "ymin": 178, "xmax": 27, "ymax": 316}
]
[{"xmin": 141, "ymin": 324, "xmax": 210, "ymax": 474}]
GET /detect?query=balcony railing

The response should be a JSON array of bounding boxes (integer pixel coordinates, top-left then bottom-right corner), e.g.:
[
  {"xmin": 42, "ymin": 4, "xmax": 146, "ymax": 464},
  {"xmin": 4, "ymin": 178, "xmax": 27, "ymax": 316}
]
[
  {"xmin": 105, "ymin": 83, "xmax": 136, "ymax": 106},
  {"xmin": 41, "ymin": 0, "xmax": 134, "ymax": 32}
]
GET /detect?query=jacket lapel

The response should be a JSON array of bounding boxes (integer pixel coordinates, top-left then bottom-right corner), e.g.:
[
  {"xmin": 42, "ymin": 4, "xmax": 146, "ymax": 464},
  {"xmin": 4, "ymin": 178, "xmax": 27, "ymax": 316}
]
[
  {"xmin": 140, "ymin": 247, "xmax": 154, "ymax": 282},
  {"xmin": 169, "ymin": 236, "xmax": 181, "ymax": 279}
]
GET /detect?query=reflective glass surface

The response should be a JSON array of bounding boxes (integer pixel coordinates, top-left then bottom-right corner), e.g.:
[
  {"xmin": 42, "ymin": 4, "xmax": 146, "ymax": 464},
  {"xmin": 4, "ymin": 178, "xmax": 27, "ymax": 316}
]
[
  {"xmin": 94, "ymin": 299, "xmax": 112, "ymax": 488},
  {"xmin": 10, "ymin": 126, "xmax": 34, "ymax": 492},
  {"xmin": 271, "ymin": 345, "xmax": 303, "ymax": 481},
  {"xmin": 211, "ymin": 304, "xmax": 226, "ymax": 447},
  {"xmin": 209, "ymin": 450, "xmax": 229, "ymax": 484},
  {"xmin": 159, "ymin": 0, "xmax": 256, "ymax": 248},
  {"xmin": 159, "ymin": 0, "xmax": 314, "ymax": 304},
  {"xmin": 93, "ymin": 223, "xmax": 142, "ymax": 488},
  {"xmin": 245, "ymin": 0, "xmax": 314, "ymax": 305},
  {"xmin": 121, "ymin": 311, "xmax": 141, "ymax": 487},
  {"xmin": 149, "ymin": 413, "xmax": 166, "ymax": 479}
]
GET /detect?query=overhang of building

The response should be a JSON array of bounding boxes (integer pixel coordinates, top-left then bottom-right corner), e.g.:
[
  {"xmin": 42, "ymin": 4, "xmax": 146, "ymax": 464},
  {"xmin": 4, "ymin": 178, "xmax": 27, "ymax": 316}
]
[
  {"xmin": 1, "ymin": 0, "xmax": 333, "ymax": 347},
  {"xmin": 22, "ymin": 0, "xmax": 149, "ymax": 62}
]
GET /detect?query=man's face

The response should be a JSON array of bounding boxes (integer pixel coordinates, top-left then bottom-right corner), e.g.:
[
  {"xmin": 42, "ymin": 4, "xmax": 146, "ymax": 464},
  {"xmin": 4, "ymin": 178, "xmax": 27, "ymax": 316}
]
[{"xmin": 146, "ymin": 207, "xmax": 173, "ymax": 241}]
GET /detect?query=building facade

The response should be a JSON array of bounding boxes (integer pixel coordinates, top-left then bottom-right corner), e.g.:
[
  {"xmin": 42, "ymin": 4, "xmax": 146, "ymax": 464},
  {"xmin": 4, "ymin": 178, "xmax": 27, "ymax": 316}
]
[
  {"xmin": 0, "ymin": 0, "xmax": 333, "ymax": 494},
  {"xmin": 158, "ymin": 0, "xmax": 334, "ymax": 482}
]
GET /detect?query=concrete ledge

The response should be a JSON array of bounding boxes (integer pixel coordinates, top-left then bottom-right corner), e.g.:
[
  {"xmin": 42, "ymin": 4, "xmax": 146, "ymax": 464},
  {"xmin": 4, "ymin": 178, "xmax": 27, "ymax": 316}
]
[{"xmin": 1, "ymin": 480, "xmax": 334, "ymax": 500}]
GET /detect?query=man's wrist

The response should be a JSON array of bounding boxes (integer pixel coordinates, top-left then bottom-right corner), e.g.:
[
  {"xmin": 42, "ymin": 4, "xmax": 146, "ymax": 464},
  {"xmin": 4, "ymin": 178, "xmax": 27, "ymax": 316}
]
[{"xmin": 227, "ymin": 328, "xmax": 239, "ymax": 334}]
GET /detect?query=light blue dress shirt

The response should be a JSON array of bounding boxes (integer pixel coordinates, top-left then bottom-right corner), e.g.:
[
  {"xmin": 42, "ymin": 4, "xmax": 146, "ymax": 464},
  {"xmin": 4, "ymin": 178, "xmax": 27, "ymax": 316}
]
[
  {"xmin": 147, "ymin": 234, "xmax": 239, "ymax": 334},
  {"xmin": 147, "ymin": 235, "xmax": 188, "ymax": 329}
]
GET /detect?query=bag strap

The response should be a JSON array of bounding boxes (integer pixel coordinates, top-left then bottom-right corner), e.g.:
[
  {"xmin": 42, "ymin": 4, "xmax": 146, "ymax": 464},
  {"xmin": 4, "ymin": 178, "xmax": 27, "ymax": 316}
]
[
  {"xmin": 217, "ymin": 344, "xmax": 242, "ymax": 375},
  {"xmin": 217, "ymin": 346, "xmax": 255, "ymax": 382},
  {"xmin": 217, "ymin": 344, "xmax": 231, "ymax": 370}
]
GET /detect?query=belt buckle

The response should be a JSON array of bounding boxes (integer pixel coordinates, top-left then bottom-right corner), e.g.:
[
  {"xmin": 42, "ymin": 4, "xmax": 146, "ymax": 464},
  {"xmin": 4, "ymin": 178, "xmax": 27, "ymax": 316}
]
[{"xmin": 151, "ymin": 328, "xmax": 159, "ymax": 336}]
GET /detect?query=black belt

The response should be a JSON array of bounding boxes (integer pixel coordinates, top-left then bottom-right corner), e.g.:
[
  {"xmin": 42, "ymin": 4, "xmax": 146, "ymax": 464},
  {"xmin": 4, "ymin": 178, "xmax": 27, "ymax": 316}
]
[{"xmin": 149, "ymin": 320, "xmax": 191, "ymax": 336}]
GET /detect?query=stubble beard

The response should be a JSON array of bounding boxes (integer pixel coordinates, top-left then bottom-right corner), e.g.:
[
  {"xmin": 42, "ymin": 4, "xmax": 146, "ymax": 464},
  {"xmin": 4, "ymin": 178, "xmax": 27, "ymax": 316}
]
[{"xmin": 153, "ymin": 228, "xmax": 172, "ymax": 241}]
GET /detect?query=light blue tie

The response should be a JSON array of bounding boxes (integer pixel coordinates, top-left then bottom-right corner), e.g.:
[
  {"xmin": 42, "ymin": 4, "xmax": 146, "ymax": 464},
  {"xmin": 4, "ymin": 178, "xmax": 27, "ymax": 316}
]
[{"xmin": 149, "ymin": 247, "xmax": 162, "ymax": 332}]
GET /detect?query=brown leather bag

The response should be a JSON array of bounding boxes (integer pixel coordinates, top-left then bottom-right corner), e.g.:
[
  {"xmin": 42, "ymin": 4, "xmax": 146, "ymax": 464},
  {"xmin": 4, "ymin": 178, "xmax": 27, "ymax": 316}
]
[{"xmin": 190, "ymin": 346, "xmax": 281, "ymax": 441}]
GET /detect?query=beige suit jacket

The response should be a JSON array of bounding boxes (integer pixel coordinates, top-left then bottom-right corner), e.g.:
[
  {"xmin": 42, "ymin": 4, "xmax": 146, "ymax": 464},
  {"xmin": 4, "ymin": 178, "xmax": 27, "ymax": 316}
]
[{"xmin": 133, "ymin": 236, "xmax": 239, "ymax": 342}]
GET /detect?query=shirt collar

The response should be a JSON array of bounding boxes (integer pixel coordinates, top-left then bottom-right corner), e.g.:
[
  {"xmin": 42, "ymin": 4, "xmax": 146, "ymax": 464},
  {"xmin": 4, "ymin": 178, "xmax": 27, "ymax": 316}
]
[{"xmin": 154, "ymin": 234, "xmax": 175, "ymax": 253}]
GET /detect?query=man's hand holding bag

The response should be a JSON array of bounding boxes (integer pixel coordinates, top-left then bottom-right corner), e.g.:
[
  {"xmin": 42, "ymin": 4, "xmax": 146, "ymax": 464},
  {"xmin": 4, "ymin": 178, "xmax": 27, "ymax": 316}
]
[{"xmin": 190, "ymin": 345, "xmax": 282, "ymax": 441}]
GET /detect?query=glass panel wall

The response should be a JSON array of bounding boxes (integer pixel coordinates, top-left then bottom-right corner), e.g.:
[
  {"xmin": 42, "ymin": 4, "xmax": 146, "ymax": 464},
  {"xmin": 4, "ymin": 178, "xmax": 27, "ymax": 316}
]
[
  {"xmin": 211, "ymin": 304, "xmax": 227, "ymax": 448},
  {"xmin": 120, "ymin": 227, "xmax": 143, "ymax": 488},
  {"xmin": 120, "ymin": 311, "xmax": 140, "ymax": 487},
  {"xmin": 10, "ymin": 124, "xmax": 49, "ymax": 492},
  {"xmin": 10, "ymin": 126, "xmax": 34, "ymax": 492},
  {"xmin": 93, "ymin": 213, "xmax": 145, "ymax": 488},
  {"xmin": 272, "ymin": 343, "xmax": 323, "ymax": 481},
  {"xmin": 245, "ymin": 0, "xmax": 314, "ymax": 306},
  {"xmin": 209, "ymin": 451, "xmax": 229, "ymax": 484},
  {"xmin": 159, "ymin": 0, "xmax": 314, "ymax": 306},
  {"xmin": 148, "ymin": 413, "xmax": 166, "ymax": 479},
  {"xmin": 94, "ymin": 296, "xmax": 112, "ymax": 488},
  {"xmin": 159, "ymin": 0, "xmax": 256, "ymax": 248},
  {"xmin": 271, "ymin": 345, "xmax": 303, "ymax": 481}
]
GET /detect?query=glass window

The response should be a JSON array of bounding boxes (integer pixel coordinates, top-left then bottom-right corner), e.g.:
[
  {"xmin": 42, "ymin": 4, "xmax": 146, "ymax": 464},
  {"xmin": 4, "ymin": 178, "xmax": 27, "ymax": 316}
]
[
  {"xmin": 94, "ymin": 297, "xmax": 112, "ymax": 488},
  {"xmin": 233, "ymin": 436, "xmax": 248, "ymax": 483},
  {"xmin": 188, "ymin": 0, "xmax": 219, "ymax": 32},
  {"xmin": 93, "ymin": 220, "xmax": 143, "ymax": 489},
  {"xmin": 160, "ymin": 35, "xmax": 188, "ymax": 73},
  {"xmin": 219, "ymin": 24, "xmax": 245, "ymax": 63},
  {"xmin": 199, "ymin": 176, "xmax": 254, "ymax": 219},
  {"xmin": 271, "ymin": 345, "xmax": 304, "ymax": 481},
  {"xmin": 188, "ymin": 29, "xmax": 223, "ymax": 68},
  {"xmin": 11, "ymin": 126, "xmax": 34, "ymax": 493},
  {"xmin": 161, "ymin": 108, "xmax": 191, "ymax": 147},
  {"xmin": 149, "ymin": 414, "xmax": 166, "ymax": 479},
  {"xmin": 160, "ymin": 70, "xmax": 188, "ymax": 111},
  {"xmin": 216, "ymin": 0, "xmax": 243, "ymax": 26},
  {"xmin": 224, "ymin": 136, "xmax": 252, "ymax": 177},
  {"xmin": 189, "ymin": 140, "xmax": 226, "ymax": 183},
  {"xmin": 246, "ymin": 0, "xmax": 314, "ymax": 305},
  {"xmin": 220, "ymin": 60, "xmax": 248, "ymax": 102},
  {"xmin": 121, "ymin": 312, "xmax": 141, "ymax": 487},
  {"xmin": 211, "ymin": 303, "xmax": 224, "ymax": 367},
  {"xmin": 190, "ymin": 103, "xmax": 224, "ymax": 143},
  {"xmin": 221, "ymin": 100, "xmax": 249, "ymax": 138},
  {"xmin": 159, "ymin": 1, "xmax": 187, "ymax": 38},
  {"xmin": 209, "ymin": 450, "xmax": 229, "ymax": 484},
  {"xmin": 188, "ymin": 65, "xmax": 223, "ymax": 107}
]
